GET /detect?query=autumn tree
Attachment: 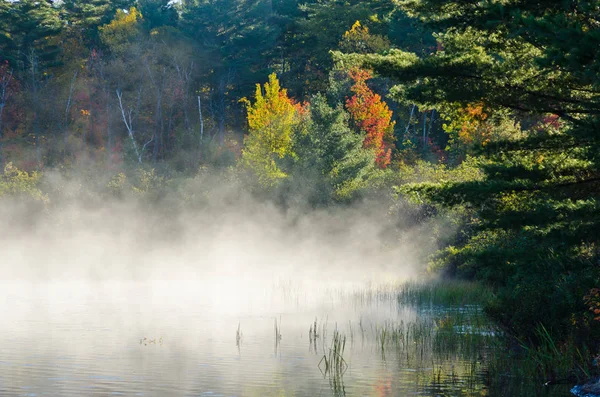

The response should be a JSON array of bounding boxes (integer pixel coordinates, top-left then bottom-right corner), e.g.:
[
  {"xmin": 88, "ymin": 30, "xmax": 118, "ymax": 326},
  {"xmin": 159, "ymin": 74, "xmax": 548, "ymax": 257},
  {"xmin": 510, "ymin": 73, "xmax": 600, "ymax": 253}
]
[
  {"xmin": 285, "ymin": 0, "xmax": 395, "ymax": 95},
  {"xmin": 345, "ymin": 68, "xmax": 394, "ymax": 168},
  {"xmin": 338, "ymin": 21, "xmax": 390, "ymax": 55},
  {"xmin": 334, "ymin": 0, "xmax": 600, "ymax": 345},
  {"xmin": 62, "ymin": 0, "xmax": 135, "ymax": 48},
  {"xmin": 240, "ymin": 73, "xmax": 305, "ymax": 186},
  {"xmin": 99, "ymin": 7, "xmax": 143, "ymax": 56}
]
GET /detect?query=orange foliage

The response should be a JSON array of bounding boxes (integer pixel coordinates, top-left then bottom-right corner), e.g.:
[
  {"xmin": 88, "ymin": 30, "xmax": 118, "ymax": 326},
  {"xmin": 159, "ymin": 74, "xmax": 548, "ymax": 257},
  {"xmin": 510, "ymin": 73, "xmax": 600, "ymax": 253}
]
[
  {"xmin": 584, "ymin": 288, "xmax": 600, "ymax": 321},
  {"xmin": 345, "ymin": 68, "xmax": 395, "ymax": 168},
  {"xmin": 458, "ymin": 103, "xmax": 489, "ymax": 145},
  {"xmin": 443, "ymin": 102, "xmax": 491, "ymax": 148}
]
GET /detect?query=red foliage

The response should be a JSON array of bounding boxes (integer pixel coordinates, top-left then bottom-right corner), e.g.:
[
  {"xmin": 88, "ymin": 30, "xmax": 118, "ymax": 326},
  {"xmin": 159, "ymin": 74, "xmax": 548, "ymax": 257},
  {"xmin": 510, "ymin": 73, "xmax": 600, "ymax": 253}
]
[
  {"xmin": 584, "ymin": 288, "xmax": 600, "ymax": 322},
  {"xmin": 345, "ymin": 68, "xmax": 395, "ymax": 168},
  {"xmin": 538, "ymin": 114, "xmax": 561, "ymax": 131}
]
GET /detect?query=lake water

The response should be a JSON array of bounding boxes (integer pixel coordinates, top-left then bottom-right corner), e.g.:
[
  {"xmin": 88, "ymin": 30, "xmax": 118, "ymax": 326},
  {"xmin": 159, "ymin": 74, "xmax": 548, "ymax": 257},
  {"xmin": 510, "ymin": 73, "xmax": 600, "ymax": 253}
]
[{"xmin": 0, "ymin": 279, "xmax": 573, "ymax": 396}]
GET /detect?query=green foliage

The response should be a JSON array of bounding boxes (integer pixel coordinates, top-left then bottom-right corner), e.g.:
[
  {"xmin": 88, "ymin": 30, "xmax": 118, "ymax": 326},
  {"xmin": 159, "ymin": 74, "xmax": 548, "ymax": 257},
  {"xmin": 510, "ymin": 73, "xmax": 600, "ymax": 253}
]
[
  {"xmin": 338, "ymin": 20, "xmax": 391, "ymax": 55},
  {"xmin": 180, "ymin": 0, "xmax": 281, "ymax": 95},
  {"xmin": 394, "ymin": 157, "xmax": 483, "ymax": 185},
  {"xmin": 286, "ymin": 0, "xmax": 396, "ymax": 95},
  {"xmin": 0, "ymin": 162, "xmax": 47, "ymax": 203},
  {"xmin": 131, "ymin": 168, "xmax": 167, "ymax": 199},
  {"xmin": 397, "ymin": 279, "xmax": 495, "ymax": 307},
  {"xmin": 106, "ymin": 172, "xmax": 128, "ymax": 197},
  {"xmin": 336, "ymin": 0, "xmax": 600, "ymax": 350},
  {"xmin": 288, "ymin": 93, "xmax": 376, "ymax": 204},
  {"xmin": 62, "ymin": 0, "xmax": 135, "ymax": 47},
  {"xmin": 0, "ymin": 0, "xmax": 63, "ymax": 70},
  {"xmin": 99, "ymin": 7, "xmax": 144, "ymax": 55}
]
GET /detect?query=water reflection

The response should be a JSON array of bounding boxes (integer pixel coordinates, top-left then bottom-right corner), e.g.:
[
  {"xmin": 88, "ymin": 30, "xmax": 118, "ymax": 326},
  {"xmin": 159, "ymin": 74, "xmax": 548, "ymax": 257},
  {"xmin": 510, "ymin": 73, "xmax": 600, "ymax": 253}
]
[{"xmin": 1, "ymin": 280, "xmax": 498, "ymax": 396}]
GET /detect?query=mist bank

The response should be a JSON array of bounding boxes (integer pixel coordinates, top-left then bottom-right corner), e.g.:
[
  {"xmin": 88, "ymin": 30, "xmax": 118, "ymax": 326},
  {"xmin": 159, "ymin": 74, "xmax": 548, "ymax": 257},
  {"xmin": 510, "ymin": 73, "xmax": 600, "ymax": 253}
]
[{"xmin": 0, "ymin": 163, "xmax": 449, "ymax": 283}]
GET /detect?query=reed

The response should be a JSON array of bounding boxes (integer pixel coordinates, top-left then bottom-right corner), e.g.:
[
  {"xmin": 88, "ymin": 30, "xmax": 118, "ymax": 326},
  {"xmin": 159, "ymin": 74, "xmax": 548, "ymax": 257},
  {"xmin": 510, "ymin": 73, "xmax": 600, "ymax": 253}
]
[
  {"xmin": 319, "ymin": 329, "xmax": 348, "ymax": 378},
  {"xmin": 397, "ymin": 279, "xmax": 495, "ymax": 307}
]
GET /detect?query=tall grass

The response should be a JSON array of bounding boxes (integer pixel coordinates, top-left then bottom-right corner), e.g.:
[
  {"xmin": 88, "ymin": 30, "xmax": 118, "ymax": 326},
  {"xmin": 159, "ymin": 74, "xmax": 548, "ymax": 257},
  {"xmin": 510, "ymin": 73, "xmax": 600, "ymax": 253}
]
[
  {"xmin": 486, "ymin": 323, "xmax": 598, "ymax": 395},
  {"xmin": 394, "ymin": 280, "xmax": 599, "ymax": 393},
  {"xmin": 397, "ymin": 279, "xmax": 495, "ymax": 307},
  {"xmin": 318, "ymin": 329, "xmax": 348, "ymax": 377}
]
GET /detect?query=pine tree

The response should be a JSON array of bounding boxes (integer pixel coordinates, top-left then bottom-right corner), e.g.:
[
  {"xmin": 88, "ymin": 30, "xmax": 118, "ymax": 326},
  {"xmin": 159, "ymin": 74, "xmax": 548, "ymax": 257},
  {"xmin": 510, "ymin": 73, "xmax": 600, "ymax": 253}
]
[
  {"xmin": 1, "ymin": 0, "xmax": 62, "ymax": 71},
  {"xmin": 286, "ymin": 0, "xmax": 395, "ymax": 95},
  {"xmin": 61, "ymin": 0, "xmax": 135, "ymax": 48},
  {"xmin": 290, "ymin": 93, "xmax": 376, "ymax": 203},
  {"xmin": 334, "ymin": 0, "xmax": 600, "ymax": 342}
]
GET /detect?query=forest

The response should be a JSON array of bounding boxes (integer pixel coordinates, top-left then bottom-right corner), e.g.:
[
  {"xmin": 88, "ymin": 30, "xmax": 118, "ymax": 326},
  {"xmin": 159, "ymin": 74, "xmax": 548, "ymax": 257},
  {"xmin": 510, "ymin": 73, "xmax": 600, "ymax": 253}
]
[{"xmin": 1, "ymin": 0, "xmax": 599, "ymax": 389}]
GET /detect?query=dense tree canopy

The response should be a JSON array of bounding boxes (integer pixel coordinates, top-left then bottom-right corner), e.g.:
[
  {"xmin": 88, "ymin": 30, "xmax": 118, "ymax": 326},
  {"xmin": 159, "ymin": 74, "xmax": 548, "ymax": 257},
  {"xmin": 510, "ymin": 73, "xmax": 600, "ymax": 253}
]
[
  {"xmin": 0, "ymin": 0, "xmax": 597, "ymax": 366},
  {"xmin": 334, "ymin": 0, "xmax": 600, "ymax": 340}
]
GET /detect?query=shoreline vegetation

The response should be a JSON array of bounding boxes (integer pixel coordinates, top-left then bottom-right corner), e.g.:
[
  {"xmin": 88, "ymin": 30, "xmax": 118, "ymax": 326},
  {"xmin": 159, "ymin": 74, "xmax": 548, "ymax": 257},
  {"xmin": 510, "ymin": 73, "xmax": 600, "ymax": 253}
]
[
  {"xmin": 1, "ymin": 0, "xmax": 599, "ymax": 394},
  {"xmin": 395, "ymin": 280, "xmax": 600, "ymax": 394}
]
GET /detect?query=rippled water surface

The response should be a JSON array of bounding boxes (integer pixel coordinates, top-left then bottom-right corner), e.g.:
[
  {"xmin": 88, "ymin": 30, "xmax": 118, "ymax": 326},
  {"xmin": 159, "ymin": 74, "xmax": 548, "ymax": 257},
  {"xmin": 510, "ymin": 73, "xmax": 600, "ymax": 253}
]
[{"xmin": 0, "ymin": 279, "xmax": 569, "ymax": 397}]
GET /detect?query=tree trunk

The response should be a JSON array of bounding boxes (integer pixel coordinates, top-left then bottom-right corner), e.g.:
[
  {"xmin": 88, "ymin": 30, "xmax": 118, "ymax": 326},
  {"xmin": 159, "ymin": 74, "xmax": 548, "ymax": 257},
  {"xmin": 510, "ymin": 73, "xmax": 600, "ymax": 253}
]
[
  {"xmin": 422, "ymin": 110, "xmax": 428, "ymax": 147},
  {"xmin": 198, "ymin": 95, "xmax": 204, "ymax": 143},
  {"xmin": 106, "ymin": 86, "xmax": 112, "ymax": 155},
  {"xmin": 405, "ymin": 104, "xmax": 416, "ymax": 135},
  {"xmin": 428, "ymin": 109, "xmax": 436, "ymax": 140},
  {"xmin": 30, "ymin": 55, "xmax": 41, "ymax": 167},
  {"xmin": 153, "ymin": 93, "xmax": 162, "ymax": 163},
  {"xmin": 218, "ymin": 83, "xmax": 225, "ymax": 145},
  {"xmin": 63, "ymin": 71, "xmax": 77, "ymax": 154},
  {"xmin": 0, "ymin": 67, "xmax": 12, "ymax": 166},
  {"xmin": 116, "ymin": 89, "xmax": 142, "ymax": 163}
]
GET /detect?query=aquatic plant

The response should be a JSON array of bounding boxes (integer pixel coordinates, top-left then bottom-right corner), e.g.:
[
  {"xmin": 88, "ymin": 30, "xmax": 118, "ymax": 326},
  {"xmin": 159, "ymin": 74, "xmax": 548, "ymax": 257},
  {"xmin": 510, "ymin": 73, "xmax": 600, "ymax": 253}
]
[{"xmin": 319, "ymin": 329, "xmax": 348, "ymax": 377}]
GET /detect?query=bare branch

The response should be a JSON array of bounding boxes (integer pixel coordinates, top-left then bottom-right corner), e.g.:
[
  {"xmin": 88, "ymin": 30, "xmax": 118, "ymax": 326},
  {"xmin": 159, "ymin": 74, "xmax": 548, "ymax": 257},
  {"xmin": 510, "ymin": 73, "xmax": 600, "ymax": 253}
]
[{"xmin": 116, "ymin": 88, "xmax": 142, "ymax": 163}]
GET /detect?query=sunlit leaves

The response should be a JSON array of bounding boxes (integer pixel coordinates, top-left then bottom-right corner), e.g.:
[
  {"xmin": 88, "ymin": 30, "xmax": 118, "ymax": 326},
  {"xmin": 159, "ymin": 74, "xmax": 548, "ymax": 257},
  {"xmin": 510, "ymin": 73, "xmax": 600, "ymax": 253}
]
[
  {"xmin": 584, "ymin": 288, "xmax": 600, "ymax": 322},
  {"xmin": 99, "ymin": 7, "xmax": 143, "ymax": 55},
  {"xmin": 345, "ymin": 68, "xmax": 395, "ymax": 168},
  {"xmin": 338, "ymin": 20, "xmax": 391, "ymax": 54},
  {"xmin": 240, "ymin": 73, "xmax": 306, "ymax": 186},
  {"xmin": 0, "ymin": 162, "xmax": 47, "ymax": 203}
]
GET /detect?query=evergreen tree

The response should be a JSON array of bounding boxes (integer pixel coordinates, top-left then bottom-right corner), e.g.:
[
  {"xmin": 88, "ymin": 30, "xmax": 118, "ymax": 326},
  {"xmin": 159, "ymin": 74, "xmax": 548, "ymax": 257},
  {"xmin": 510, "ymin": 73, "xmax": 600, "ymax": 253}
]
[
  {"xmin": 284, "ymin": 0, "xmax": 395, "ymax": 95},
  {"xmin": 290, "ymin": 93, "xmax": 376, "ymax": 203},
  {"xmin": 61, "ymin": 0, "xmax": 136, "ymax": 48},
  {"xmin": 138, "ymin": 0, "xmax": 179, "ymax": 31},
  {"xmin": 335, "ymin": 0, "xmax": 600, "ymax": 341},
  {"xmin": 0, "ymin": 1, "xmax": 10, "ymax": 57},
  {"xmin": 180, "ymin": 0, "xmax": 281, "ymax": 92},
  {"xmin": 1, "ymin": 0, "xmax": 62, "ymax": 71}
]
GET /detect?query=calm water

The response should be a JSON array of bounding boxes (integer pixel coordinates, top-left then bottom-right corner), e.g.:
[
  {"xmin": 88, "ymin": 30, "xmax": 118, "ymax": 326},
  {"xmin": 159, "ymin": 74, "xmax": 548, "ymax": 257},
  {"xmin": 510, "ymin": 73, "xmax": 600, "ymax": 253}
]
[{"xmin": 0, "ymin": 279, "xmax": 573, "ymax": 397}]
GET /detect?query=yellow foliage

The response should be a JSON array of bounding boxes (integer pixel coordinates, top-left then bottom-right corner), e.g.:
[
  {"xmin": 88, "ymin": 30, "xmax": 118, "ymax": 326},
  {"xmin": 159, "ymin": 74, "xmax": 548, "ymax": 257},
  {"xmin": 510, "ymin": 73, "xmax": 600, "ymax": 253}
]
[
  {"xmin": 105, "ymin": 7, "xmax": 142, "ymax": 29},
  {"xmin": 345, "ymin": 20, "xmax": 367, "ymax": 37},
  {"xmin": 443, "ymin": 102, "xmax": 492, "ymax": 147},
  {"xmin": 99, "ymin": 8, "xmax": 143, "ymax": 54},
  {"xmin": 0, "ymin": 163, "xmax": 48, "ymax": 203},
  {"xmin": 240, "ymin": 73, "xmax": 304, "ymax": 186},
  {"xmin": 339, "ymin": 20, "xmax": 390, "ymax": 54},
  {"xmin": 107, "ymin": 172, "xmax": 128, "ymax": 196},
  {"xmin": 132, "ymin": 169, "xmax": 165, "ymax": 195}
]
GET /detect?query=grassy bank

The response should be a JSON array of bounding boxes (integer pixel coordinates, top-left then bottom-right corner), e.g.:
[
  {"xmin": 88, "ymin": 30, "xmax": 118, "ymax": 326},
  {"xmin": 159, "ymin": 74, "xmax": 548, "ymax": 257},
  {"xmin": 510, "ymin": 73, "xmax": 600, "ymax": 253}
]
[{"xmin": 395, "ymin": 280, "xmax": 600, "ymax": 395}]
